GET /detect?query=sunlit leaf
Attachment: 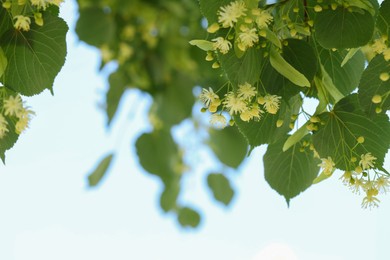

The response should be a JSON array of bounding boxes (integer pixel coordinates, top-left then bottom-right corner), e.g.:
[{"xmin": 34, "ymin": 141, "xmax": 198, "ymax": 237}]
[
  {"xmin": 207, "ymin": 173, "xmax": 234, "ymax": 206},
  {"xmin": 314, "ymin": 7, "xmax": 374, "ymax": 49},
  {"xmin": 177, "ymin": 207, "xmax": 201, "ymax": 228},
  {"xmin": 264, "ymin": 136, "xmax": 320, "ymax": 205},
  {"xmin": 0, "ymin": 13, "xmax": 68, "ymax": 96},
  {"xmin": 208, "ymin": 126, "xmax": 248, "ymax": 168},
  {"xmin": 88, "ymin": 153, "xmax": 114, "ymax": 187}
]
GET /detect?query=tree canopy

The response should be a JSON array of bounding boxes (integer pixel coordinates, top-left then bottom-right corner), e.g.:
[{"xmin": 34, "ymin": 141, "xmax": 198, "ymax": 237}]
[{"xmin": 0, "ymin": 0, "xmax": 389, "ymax": 228}]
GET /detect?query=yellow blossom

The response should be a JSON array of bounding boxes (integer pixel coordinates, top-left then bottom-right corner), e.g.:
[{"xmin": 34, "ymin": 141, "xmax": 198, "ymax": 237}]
[
  {"xmin": 263, "ymin": 94, "xmax": 281, "ymax": 114},
  {"xmin": 223, "ymin": 91, "xmax": 247, "ymax": 115},
  {"xmin": 3, "ymin": 95, "xmax": 24, "ymax": 117},
  {"xmin": 237, "ymin": 82, "xmax": 256, "ymax": 100},
  {"xmin": 237, "ymin": 27, "xmax": 258, "ymax": 51},
  {"xmin": 199, "ymin": 87, "xmax": 219, "ymax": 107},
  {"xmin": 0, "ymin": 114, "xmax": 9, "ymax": 138},
  {"xmin": 209, "ymin": 114, "xmax": 227, "ymax": 128},
  {"xmin": 13, "ymin": 15, "xmax": 31, "ymax": 31},
  {"xmin": 359, "ymin": 152, "xmax": 377, "ymax": 170},
  {"xmin": 375, "ymin": 176, "xmax": 390, "ymax": 194},
  {"xmin": 318, "ymin": 156, "xmax": 335, "ymax": 176},
  {"xmin": 218, "ymin": 1, "xmax": 247, "ymax": 28},
  {"xmin": 212, "ymin": 37, "xmax": 232, "ymax": 54},
  {"xmin": 252, "ymin": 8, "xmax": 273, "ymax": 29}
]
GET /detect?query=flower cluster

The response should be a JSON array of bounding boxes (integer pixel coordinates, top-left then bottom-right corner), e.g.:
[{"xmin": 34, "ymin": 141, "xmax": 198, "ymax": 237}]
[
  {"xmin": 370, "ymin": 36, "xmax": 390, "ymax": 61},
  {"xmin": 316, "ymin": 150, "xmax": 389, "ymax": 209},
  {"xmin": 199, "ymin": 83, "xmax": 282, "ymax": 128},
  {"xmin": 2, "ymin": 0, "xmax": 64, "ymax": 30},
  {"xmin": 205, "ymin": 1, "xmax": 274, "ymax": 56},
  {"xmin": 0, "ymin": 92, "xmax": 34, "ymax": 138}
]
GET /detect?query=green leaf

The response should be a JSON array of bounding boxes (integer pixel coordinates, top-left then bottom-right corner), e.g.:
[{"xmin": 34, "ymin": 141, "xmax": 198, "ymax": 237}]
[
  {"xmin": 235, "ymin": 95, "xmax": 302, "ymax": 149},
  {"xmin": 207, "ymin": 173, "xmax": 234, "ymax": 206},
  {"xmin": 150, "ymin": 80, "xmax": 194, "ymax": 127},
  {"xmin": 317, "ymin": 48, "xmax": 365, "ymax": 96},
  {"xmin": 313, "ymin": 94, "xmax": 390, "ymax": 171},
  {"xmin": 189, "ymin": 40, "xmax": 214, "ymax": 51},
  {"xmin": 160, "ymin": 181, "xmax": 180, "ymax": 212},
  {"xmin": 262, "ymin": 28, "xmax": 281, "ymax": 49},
  {"xmin": 0, "ymin": 111, "xmax": 19, "ymax": 163},
  {"xmin": 317, "ymin": 66, "xmax": 344, "ymax": 103},
  {"xmin": 358, "ymin": 55, "xmax": 390, "ymax": 114},
  {"xmin": 269, "ymin": 47, "xmax": 310, "ymax": 87},
  {"xmin": 218, "ymin": 47, "xmax": 263, "ymax": 87},
  {"xmin": 0, "ymin": 47, "xmax": 7, "ymax": 78},
  {"xmin": 87, "ymin": 153, "xmax": 114, "ymax": 187},
  {"xmin": 0, "ymin": 7, "xmax": 12, "ymax": 38},
  {"xmin": 264, "ymin": 136, "xmax": 320, "ymax": 205},
  {"xmin": 314, "ymin": 7, "xmax": 374, "ymax": 49},
  {"xmin": 0, "ymin": 13, "xmax": 68, "ymax": 96},
  {"xmin": 135, "ymin": 130, "xmax": 181, "ymax": 184},
  {"xmin": 208, "ymin": 126, "xmax": 248, "ymax": 168},
  {"xmin": 106, "ymin": 70, "xmax": 127, "ymax": 126},
  {"xmin": 283, "ymin": 122, "xmax": 309, "ymax": 152},
  {"xmin": 75, "ymin": 7, "xmax": 116, "ymax": 47},
  {"xmin": 341, "ymin": 48, "xmax": 360, "ymax": 67},
  {"xmin": 377, "ymin": 0, "xmax": 390, "ymax": 37},
  {"xmin": 282, "ymin": 39, "xmax": 318, "ymax": 83},
  {"xmin": 177, "ymin": 207, "xmax": 201, "ymax": 228}
]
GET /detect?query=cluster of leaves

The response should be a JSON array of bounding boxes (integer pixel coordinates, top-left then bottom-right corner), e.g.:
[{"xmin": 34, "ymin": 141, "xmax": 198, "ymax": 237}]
[
  {"xmin": 77, "ymin": 0, "xmax": 249, "ymax": 228},
  {"xmin": 0, "ymin": 0, "xmax": 68, "ymax": 161},
  {"xmin": 82, "ymin": 0, "xmax": 390, "ymax": 227},
  {"xmin": 1, "ymin": 0, "xmax": 389, "ymax": 228}
]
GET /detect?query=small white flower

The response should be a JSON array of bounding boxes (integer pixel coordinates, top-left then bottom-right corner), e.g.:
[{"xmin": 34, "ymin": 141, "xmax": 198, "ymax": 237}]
[
  {"xmin": 199, "ymin": 88, "xmax": 219, "ymax": 107},
  {"xmin": 318, "ymin": 156, "xmax": 335, "ymax": 176},
  {"xmin": 209, "ymin": 114, "xmax": 227, "ymax": 128},
  {"xmin": 223, "ymin": 91, "xmax": 247, "ymax": 115},
  {"xmin": 237, "ymin": 82, "xmax": 256, "ymax": 100},
  {"xmin": 0, "ymin": 114, "xmax": 9, "ymax": 138},
  {"xmin": 212, "ymin": 37, "xmax": 232, "ymax": 54},
  {"xmin": 252, "ymin": 8, "xmax": 273, "ymax": 29},
  {"xmin": 263, "ymin": 94, "xmax": 281, "ymax": 114},
  {"xmin": 218, "ymin": 1, "xmax": 247, "ymax": 28},
  {"xmin": 238, "ymin": 27, "xmax": 258, "ymax": 51},
  {"xmin": 359, "ymin": 153, "xmax": 377, "ymax": 170},
  {"xmin": 13, "ymin": 15, "xmax": 31, "ymax": 31},
  {"xmin": 3, "ymin": 95, "xmax": 24, "ymax": 117}
]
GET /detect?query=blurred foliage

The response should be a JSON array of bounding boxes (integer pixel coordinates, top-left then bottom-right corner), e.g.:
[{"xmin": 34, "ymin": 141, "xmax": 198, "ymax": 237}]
[{"xmin": 1, "ymin": 0, "xmax": 390, "ymax": 228}]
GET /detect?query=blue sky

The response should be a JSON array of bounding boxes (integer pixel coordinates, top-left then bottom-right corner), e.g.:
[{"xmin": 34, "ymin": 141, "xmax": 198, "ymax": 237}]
[{"xmin": 0, "ymin": 1, "xmax": 389, "ymax": 259}]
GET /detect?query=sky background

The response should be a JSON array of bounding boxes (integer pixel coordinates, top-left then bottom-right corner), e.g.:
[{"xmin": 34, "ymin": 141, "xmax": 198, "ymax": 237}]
[{"xmin": 0, "ymin": 1, "xmax": 389, "ymax": 259}]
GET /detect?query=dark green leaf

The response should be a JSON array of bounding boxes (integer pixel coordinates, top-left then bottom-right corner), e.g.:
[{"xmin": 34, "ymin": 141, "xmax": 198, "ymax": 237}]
[
  {"xmin": 235, "ymin": 95, "xmax": 302, "ymax": 149},
  {"xmin": 358, "ymin": 54, "xmax": 390, "ymax": 114},
  {"xmin": 218, "ymin": 47, "xmax": 263, "ymax": 87},
  {"xmin": 377, "ymin": 0, "xmax": 390, "ymax": 37},
  {"xmin": 160, "ymin": 181, "xmax": 180, "ymax": 212},
  {"xmin": 87, "ymin": 153, "xmax": 114, "ymax": 187},
  {"xmin": 106, "ymin": 71, "xmax": 127, "ymax": 126},
  {"xmin": 135, "ymin": 130, "xmax": 181, "ymax": 184},
  {"xmin": 0, "ymin": 6, "xmax": 12, "ymax": 40},
  {"xmin": 0, "ymin": 13, "xmax": 68, "ymax": 96},
  {"xmin": 314, "ymin": 7, "xmax": 374, "ymax": 49},
  {"xmin": 282, "ymin": 39, "xmax": 317, "ymax": 83},
  {"xmin": 75, "ymin": 7, "xmax": 116, "ymax": 47},
  {"xmin": 208, "ymin": 126, "xmax": 248, "ymax": 168},
  {"xmin": 318, "ymin": 47, "xmax": 365, "ymax": 96},
  {"xmin": 313, "ymin": 94, "xmax": 390, "ymax": 171},
  {"xmin": 151, "ymin": 81, "xmax": 194, "ymax": 127},
  {"xmin": 264, "ymin": 136, "xmax": 320, "ymax": 205},
  {"xmin": 207, "ymin": 173, "xmax": 234, "ymax": 206},
  {"xmin": 177, "ymin": 207, "xmax": 201, "ymax": 228},
  {"xmin": 0, "ymin": 113, "xmax": 19, "ymax": 164}
]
